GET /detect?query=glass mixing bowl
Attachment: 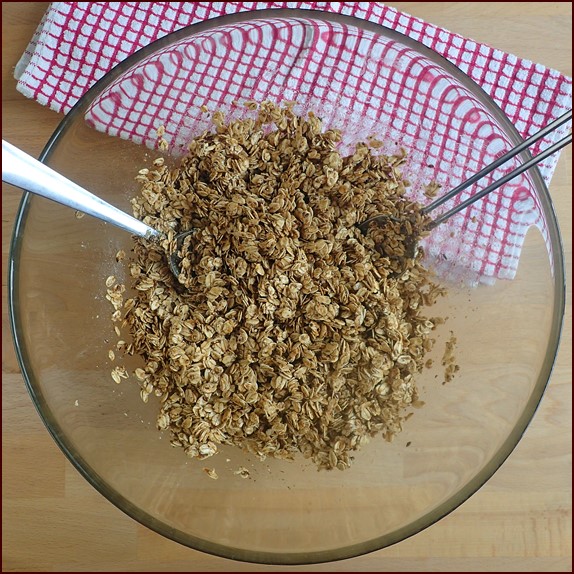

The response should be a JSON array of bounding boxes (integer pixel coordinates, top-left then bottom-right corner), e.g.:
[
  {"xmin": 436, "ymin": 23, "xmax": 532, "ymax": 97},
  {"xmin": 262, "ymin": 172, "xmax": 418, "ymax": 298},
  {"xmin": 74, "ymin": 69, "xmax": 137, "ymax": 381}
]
[{"xmin": 8, "ymin": 9, "xmax": 565, "ymax": 565}]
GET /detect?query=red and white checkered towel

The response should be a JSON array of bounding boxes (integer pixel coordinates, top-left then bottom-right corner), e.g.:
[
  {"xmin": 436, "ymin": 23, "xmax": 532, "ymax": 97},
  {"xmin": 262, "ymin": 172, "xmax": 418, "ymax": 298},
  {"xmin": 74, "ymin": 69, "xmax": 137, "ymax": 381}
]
[{"xmin": 14, "ymin": 2, "xmax": 572, "ymax": 284}]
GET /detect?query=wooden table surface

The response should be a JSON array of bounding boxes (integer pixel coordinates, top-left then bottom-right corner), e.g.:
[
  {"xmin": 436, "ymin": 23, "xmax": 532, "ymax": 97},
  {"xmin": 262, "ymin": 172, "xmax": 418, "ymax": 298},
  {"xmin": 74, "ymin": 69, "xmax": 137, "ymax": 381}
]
[{"xmin": 2, "ymin": 3, "xmax": 571, "ymax": 572}]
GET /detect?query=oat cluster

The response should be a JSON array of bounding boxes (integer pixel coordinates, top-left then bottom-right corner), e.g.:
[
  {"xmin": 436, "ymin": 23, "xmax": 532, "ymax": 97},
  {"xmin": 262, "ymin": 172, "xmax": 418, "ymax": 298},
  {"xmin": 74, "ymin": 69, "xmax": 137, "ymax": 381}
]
[
  {"xmin": 111, "ymin": 102, "xmax": 446, "ymax": 470},
  {"xmin": 442, "ymin": 332, "xmax": 459, "ymax": 383}
]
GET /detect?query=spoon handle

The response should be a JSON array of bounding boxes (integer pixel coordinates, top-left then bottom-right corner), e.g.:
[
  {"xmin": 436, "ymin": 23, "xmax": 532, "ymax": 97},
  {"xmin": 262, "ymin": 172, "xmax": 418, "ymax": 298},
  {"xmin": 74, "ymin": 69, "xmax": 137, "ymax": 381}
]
[
  {"xmin": 422, "ymin": 109, "xmax": 573, "ymax": 215},
  {"xmin": 428, "ymin": 132, "xmax": 572, "ymax": 229},
  {"xmin": 2, "ymin": 140, "xmax": 160, "ymax": 240}
]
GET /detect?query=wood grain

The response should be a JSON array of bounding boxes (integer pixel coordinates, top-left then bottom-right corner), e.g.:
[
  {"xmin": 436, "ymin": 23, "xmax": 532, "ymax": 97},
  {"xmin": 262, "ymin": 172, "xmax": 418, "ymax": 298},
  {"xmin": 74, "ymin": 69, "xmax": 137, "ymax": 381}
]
[{"xmin": 2, "ymin": 3, "xmax": 571, "ymax": 572}]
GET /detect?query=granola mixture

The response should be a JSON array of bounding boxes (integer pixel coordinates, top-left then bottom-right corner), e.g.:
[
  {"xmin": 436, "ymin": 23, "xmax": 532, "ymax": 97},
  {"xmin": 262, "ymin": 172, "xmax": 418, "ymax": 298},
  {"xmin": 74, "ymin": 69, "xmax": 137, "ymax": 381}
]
[{"xmin": 109, "ymin": 102, "xmax": 448, "ymax": 470}]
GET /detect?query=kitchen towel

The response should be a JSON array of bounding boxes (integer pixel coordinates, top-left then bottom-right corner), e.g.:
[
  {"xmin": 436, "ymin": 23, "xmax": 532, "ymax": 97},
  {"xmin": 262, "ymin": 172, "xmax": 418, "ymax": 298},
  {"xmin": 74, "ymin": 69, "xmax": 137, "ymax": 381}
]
[{"xmin": 14, "ymin": 2, "xmax": 572, "ymax": 284}]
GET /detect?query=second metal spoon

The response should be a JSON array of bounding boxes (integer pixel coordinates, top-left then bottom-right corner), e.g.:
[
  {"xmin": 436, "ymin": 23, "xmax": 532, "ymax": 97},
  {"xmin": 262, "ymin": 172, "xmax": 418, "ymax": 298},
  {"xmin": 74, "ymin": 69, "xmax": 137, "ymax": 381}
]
[{"xmin": 358, "ymin": 110, "xmax": 572, "ymax": 255}]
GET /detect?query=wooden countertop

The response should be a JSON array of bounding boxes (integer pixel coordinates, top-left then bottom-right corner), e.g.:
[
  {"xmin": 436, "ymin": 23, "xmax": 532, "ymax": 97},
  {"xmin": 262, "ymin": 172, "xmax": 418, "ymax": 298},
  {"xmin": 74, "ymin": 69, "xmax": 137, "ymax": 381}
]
[{"xmin": 2, "ymin": 3, "xmax": 571, "ymax": 572}]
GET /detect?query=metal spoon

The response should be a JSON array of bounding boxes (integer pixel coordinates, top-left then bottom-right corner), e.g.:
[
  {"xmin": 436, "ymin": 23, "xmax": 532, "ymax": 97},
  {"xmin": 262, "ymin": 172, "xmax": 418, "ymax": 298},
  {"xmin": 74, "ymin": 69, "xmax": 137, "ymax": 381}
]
[
  {"xmin": 2, "ymin": 140, "xmax": 192, "ymax": 279},
  {"xmin": 358, "ymin": 110, "xmax": 572, "ymax": 256}
]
